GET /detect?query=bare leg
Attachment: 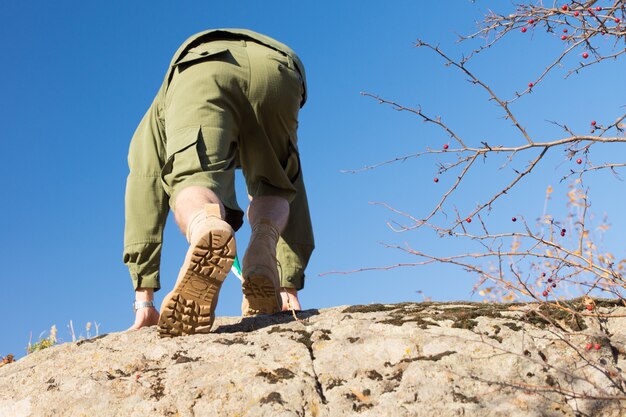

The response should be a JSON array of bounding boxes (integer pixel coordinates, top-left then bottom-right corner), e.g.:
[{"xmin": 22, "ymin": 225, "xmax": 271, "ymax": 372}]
[
  {"xmin": 130, "ymin": 186, "xmax": 229, "ymax": 331},
  {"xmin": 174, "ymin": 186, "xmax": 225, "ymax": 233},
  {"xmin": 243, "ymin": 195, "xmax": 302, "ymax": 312},
  {"xmin": 248, "ymin": 196, "xmax": 302, "ymax": 310},
  {"xmin": 247, "ymin": 195, "xmax": 289, "ymax": 232}
]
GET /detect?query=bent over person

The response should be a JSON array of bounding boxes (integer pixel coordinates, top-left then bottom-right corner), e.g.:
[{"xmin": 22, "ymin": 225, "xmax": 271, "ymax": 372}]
[{"xmin": 123, "ymin": 29, "xmax": 314, "ymax": 337}]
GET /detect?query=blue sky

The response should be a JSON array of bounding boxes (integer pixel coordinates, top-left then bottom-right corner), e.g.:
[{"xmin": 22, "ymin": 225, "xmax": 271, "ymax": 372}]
[{"xmin": 1, "ymin": 1, "xmax": 624, "ymax": 358}]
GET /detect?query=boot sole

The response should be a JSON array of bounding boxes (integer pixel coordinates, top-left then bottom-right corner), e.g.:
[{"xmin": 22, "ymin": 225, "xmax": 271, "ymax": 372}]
[
  {"xmin": 158, "ymin": 229, "xmax": 235, "ymax": 337},
  {"xmin": 241, "ymin": 275, "xmax": 280, "ymax": 316}
]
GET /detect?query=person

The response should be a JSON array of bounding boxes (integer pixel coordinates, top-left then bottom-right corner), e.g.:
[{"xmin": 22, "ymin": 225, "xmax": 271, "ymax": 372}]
[{"xmin": 122, "ymin": 29, "xmax": 314, "ymax": 337}]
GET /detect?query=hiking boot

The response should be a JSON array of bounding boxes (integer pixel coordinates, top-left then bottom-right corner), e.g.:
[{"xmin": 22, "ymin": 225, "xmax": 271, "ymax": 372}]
[
  {"xmin": 158, "ymin": 204, "xmax": 235, "ymax": 337},
  {"xmin": 241, "ymin": 219, "xmax": 282, "ymax": 316}
]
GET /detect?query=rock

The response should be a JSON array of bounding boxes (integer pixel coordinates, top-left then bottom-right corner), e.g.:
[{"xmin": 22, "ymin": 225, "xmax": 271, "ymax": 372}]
[{"xmin": 1, "ymin": 299, "xmax": 625, "ymax": 416}]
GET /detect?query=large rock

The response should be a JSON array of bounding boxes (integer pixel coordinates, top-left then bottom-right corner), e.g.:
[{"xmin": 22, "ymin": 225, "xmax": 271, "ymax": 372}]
[{"xmin": 1, "ymin": 300, "xmax": 625, "ymax": 416}]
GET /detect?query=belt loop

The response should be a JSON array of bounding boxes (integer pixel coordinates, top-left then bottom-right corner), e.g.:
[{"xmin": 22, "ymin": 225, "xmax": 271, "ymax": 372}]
[{"xmin": 241, "ymin": 39, "xmax": 247, "ymax": 47}]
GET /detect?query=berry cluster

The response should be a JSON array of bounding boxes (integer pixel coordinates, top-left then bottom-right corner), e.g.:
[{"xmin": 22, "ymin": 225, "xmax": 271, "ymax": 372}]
[
  {"xmin": 541, "ymin": 272, "xmax": 558, "ymax": 297},
  {"xmin": 520, "ymin": 4, "xmax": 624, "ymax": 67},
  {"xmin": 590, "ymin": 119, "xmax": 603, "ymax": 133}
]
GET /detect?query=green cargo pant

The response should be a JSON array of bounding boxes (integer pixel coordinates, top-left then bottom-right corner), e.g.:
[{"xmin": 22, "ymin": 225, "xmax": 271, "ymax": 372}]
[{"xmin": 123, "ymin": 36, "xmax": 314, "ymax": 292}]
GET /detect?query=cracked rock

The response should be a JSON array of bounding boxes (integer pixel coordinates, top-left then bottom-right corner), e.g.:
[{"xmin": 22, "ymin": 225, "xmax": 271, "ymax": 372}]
[{"xmin": 1, "ymin": 299, "xmax": 625, "ymax": 416}]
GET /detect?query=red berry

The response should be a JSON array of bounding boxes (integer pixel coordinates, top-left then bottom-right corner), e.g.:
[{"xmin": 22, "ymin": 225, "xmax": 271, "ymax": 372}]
[
  {"xmin": 443, "ymin": 144, "xmax": 449, "ymax": 149},
  {"xmin": 586, "ymin": 343, "xmax": 593, "ymax": 350},
  {"xmin": 528, "ymin": 19, "xmax": 535, "ymax": 24},
  {"xmin": 552, "ymin": 283, "xmax": 557, "ymax": 288},
  {"xmin": 586, "ymin": 304, "xmax": 593, "ymax": 311},
  {"xmin": 542, "ymin": 291, "xmax": 548, "ymax": 297},
  {"xmin": 563, "ymin": 28, "xmax": 568, "ymax": 33},
  {"xmin": 616, "ymin": 18, "xmax": 621, "ymax": 23},
  {"xmin": 591, "ymin": 120, "xmax": 596, "ymax": 126},
  {"xmin": 528, "ymin": 82, "xmax": 534, "ymax": 88},
  {"xmin": 576, "ymin": 158, "xmax": 582, "ymax": 164},
  {"xmin": 582, "ymin": 52, "xmax": 589, "ymax": 59},
  {"xmin": 521, "ymin": 27, "xmax": 527, "ymax": 33},
  {"xmin": 595, "ymin": 6, "xmax": 601, "ymax": 11},
  {"xmin": 512, "ymin": 217, "xmax": 517, "ymax": 222},
  {"xmin": 434, "ymin": 177, "xmax": 439, "ymax": 183},
  {"xmin": 561, "ymin": 35, "xmax": 567, "ymax": 40},
  {"xmin": 561, "ymin": 5, "xmax": 568, "ymax": 11},
  {"xmin": 594, "ymin": 343, "xmax": 601, "ymax": 350},
  {"xmin": 547, "ymin": 277, "xmax": 552, "ymax": 282},
  {"xmin": 466, "ymin": 217, "xmax": 472, "ymax": 223},
  {"xmin": 574, "ymin": 11, "xmax": 580, "ymax": 16}
]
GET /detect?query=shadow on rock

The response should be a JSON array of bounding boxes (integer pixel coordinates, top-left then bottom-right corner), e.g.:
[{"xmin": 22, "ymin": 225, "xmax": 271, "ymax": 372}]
[{"xmin": 214, "ymin": 309, "xmax": 320, "ymax": 333}]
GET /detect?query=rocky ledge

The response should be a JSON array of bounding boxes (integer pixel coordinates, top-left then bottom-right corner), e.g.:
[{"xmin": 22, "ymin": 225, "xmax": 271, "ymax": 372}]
[{"xmin": 1, "ymin": 300, "xmax": 626, "ymax": 417}]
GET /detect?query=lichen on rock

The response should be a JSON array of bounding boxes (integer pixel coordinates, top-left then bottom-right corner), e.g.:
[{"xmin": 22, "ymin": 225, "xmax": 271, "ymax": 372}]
[{"xmin": 1, "ymin": 299, "xmax": 625, "ymax": 416}]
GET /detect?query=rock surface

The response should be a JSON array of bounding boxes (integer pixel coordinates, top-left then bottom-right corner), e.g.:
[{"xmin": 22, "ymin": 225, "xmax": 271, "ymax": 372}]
[{"xmin": 1, "ymin": 300, "xmax": 626, "ymax": 417}]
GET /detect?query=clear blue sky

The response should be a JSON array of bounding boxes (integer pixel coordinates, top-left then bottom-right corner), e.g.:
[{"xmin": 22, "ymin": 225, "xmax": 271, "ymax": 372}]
[{"xmin": 1, "ymin": 1, "xmax": 624, "ymax": 358}]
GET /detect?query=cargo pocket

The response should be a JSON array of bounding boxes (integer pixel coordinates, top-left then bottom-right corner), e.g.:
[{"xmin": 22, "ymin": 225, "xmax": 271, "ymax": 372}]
[
  {"xmin": 267, "ymin": 53, "xmax": 305, "ymax": 105},
  {"xmin": 172, "ymin": 46, "xmax": 229, "ymax": 73},
  {"xmin": 160, "ymin": 126, "xmax": 202, "ymax": 196}
]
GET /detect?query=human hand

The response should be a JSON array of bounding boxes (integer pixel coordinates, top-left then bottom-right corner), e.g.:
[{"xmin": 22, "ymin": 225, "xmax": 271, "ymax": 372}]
[
  {"xmin": 128, "ymin": 288, "xmax": 159, "ymax": 330},
  {"xmin": 280, "ymin": 287, "xmax": 302, "ymax": 311},
  {"xmin": 128, "ymin": 306, "xmax": 160, "ymax": 331}
]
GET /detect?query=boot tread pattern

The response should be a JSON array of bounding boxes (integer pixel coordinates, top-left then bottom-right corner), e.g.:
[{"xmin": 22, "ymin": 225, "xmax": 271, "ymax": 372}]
[
  {"xmin": 242, "ymin": 275, "xmax": 280, "ymax": 316},
  {"xmin": 158, "ymin": 230, "xmax": 235, "ymax": 337}
]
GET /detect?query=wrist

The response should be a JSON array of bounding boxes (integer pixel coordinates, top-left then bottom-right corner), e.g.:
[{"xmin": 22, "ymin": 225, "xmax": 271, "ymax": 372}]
[{"xmin": 135, "ymin": 288, "xmax": 154, "ymax": 302}]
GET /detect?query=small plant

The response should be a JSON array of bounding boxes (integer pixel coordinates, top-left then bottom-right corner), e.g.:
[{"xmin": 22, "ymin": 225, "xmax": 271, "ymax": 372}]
[
  {"xmin": 27, "ymin": 325, "xmax": 57, "ymax": 354},
  {"xmin": 70, "ymin": 320, "xmax": 100, "ymax": 341},
  {"xmin": 26, "ymin": 321, "xmax": 101, "ymax": 355}
]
